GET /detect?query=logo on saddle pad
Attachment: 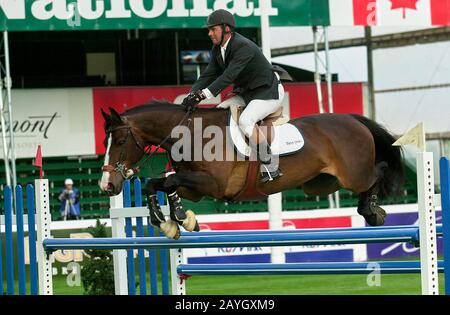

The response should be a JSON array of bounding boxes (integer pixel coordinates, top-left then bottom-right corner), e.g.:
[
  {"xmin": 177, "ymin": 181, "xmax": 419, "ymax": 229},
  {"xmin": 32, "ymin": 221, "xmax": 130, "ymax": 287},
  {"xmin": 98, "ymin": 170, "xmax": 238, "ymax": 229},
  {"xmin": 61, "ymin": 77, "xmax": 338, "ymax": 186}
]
[{"xmin": 228, "ymin": 105, "xmax": 304, "ymax": 158}]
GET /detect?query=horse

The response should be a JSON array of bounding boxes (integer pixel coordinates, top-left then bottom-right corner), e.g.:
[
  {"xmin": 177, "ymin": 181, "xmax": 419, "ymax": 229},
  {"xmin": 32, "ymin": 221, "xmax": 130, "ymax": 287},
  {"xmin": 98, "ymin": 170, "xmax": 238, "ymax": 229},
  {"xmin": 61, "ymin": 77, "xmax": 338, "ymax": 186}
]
[{"xmin": 100, "ymin": 101, "xmax": 404, "ymax": 239}]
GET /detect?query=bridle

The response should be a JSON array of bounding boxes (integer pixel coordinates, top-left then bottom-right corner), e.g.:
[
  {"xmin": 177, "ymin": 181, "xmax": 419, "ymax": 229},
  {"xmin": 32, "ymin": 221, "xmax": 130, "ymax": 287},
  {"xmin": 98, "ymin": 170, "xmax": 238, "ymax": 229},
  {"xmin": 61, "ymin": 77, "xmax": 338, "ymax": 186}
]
[
  {"xmin": 101, "ymin": 125, "xmax": 144, "ymax": 180},
  {"xmin": 102, "ymin": 109, "xmax": 193, "ymax": 180}
]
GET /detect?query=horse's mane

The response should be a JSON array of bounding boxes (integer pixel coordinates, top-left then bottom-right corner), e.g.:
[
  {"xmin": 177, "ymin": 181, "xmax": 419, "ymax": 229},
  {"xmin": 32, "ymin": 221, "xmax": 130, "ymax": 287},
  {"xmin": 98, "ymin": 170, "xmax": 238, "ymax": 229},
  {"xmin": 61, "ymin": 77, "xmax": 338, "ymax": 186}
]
[
  {"xmin": 122, "ymin": 100, "xmax": 228, "ymax": 116},
  {"xmin": 122, "ymin": 100, "xmax": 179, "ymax": 115}
]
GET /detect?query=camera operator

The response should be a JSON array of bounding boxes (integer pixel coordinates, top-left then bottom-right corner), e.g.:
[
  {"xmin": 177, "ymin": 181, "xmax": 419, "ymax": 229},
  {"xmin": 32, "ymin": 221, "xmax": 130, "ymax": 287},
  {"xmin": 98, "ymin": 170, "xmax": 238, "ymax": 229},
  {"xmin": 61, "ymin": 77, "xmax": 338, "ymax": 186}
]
[{"xmin": 58, "ymin": 178, "xmax": 81, "ymax": 220}]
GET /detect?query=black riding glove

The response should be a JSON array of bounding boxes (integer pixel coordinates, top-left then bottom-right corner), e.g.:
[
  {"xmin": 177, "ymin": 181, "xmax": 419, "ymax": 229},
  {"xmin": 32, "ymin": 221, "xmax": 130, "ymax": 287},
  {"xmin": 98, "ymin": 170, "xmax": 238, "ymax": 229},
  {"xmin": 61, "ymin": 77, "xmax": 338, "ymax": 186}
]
[{"xmin": 182, "ymin": 90, "xmax": 206, "ymax": 112}]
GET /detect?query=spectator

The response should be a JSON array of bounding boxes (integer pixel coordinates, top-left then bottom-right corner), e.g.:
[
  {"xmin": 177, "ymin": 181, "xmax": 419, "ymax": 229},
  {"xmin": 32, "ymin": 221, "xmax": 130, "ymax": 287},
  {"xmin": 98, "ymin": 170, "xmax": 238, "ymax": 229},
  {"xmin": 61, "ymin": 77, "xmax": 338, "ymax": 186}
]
[{"xmin": 58, "ymin": 178, "xmax": 81, "ymax": 220}]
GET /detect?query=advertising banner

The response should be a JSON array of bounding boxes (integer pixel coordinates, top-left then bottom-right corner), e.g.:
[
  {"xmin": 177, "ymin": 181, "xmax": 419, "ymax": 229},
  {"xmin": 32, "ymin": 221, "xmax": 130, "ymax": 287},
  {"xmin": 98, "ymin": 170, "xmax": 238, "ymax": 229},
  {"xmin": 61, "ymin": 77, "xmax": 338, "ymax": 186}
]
[
  {"xmin": 1, "ymin": 0, "xmax": 448, "ymax": 31},
  {"xmin": 184, "ymin": 214, "xmax": 365, "ymax": 264},
  {"xmin": 366, "ymin": 210, "xmax": 443, "ymax": 259},
  {"xmin": 0, "ymin": 83, "xmax": 363, "ymax": 159},
  {"xmin": 1, "ymin": 88, "xmax": 95, "ymax": 158},
  {"xmin": 92, "ymin": 83, "xmax": 365, "ymax": 154},
  {"xmin": 0, "ymin": 0, "xmax": 325, "ymax": 31}
]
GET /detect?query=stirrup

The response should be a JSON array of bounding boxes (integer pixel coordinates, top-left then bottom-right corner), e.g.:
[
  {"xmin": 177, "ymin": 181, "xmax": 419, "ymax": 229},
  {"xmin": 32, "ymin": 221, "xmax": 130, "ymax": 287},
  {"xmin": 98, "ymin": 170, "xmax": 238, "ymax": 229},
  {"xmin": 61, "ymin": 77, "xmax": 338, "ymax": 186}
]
[{"xmin": 260, "ymin": 165, "xmax": 283, "ymax": 183}]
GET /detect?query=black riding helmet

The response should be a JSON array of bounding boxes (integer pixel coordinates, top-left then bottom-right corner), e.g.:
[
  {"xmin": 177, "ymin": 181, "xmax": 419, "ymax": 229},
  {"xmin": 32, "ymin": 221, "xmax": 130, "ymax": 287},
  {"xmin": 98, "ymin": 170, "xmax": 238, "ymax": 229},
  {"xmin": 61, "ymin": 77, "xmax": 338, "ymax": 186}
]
[
  {"xmin": 207, "ymin": 9, "xmax": 236, "ymax": 28},
  {"xmin": 206, "ymin": 9, "xmax": 236, "ymax": 46}
]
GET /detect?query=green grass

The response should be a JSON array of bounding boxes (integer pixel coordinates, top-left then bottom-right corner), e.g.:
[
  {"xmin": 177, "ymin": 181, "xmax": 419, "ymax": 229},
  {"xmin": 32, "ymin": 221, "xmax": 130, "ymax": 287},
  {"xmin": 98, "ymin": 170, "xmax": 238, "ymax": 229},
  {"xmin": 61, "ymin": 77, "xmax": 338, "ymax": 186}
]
[
  {"xmin": 7, "ymin": 256, "xmax": 445, "ymax": 295},
  {"xmin": 48, "ymin": 273, "xmax": 446, "ymax": 295},
  {"xmin": 173, "ymin": 274, "xmax": 446, "ymax": 295}
]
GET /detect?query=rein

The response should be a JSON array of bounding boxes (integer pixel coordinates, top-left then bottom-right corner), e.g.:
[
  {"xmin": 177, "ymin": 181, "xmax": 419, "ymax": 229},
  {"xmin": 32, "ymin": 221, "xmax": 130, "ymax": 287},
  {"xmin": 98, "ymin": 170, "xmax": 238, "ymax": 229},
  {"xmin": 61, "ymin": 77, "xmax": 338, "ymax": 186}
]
[{"xmin": 102, "ymin": 109, "xmax": 193, "ymax": 180}]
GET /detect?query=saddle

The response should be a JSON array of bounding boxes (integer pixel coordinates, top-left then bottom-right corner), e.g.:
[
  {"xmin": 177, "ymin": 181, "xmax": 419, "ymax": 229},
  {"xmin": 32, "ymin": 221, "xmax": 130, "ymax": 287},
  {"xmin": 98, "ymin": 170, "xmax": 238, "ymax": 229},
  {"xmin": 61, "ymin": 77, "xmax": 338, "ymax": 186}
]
[
  {"xmin": 228, "ymin": 104, "xmax": 304, "ymax": 202},
  {"xmin": 228, "ymin": 104, "xmax": 304, "ymax": 158},
  {"xmin": 230, "ymin": 105, "xmax": 290, "ymax": 145}
]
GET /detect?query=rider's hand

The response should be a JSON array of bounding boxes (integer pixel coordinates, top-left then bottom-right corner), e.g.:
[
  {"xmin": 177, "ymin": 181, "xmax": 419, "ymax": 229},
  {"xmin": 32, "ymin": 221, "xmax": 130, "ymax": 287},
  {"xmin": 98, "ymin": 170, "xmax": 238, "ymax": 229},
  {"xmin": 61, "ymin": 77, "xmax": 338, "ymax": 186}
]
[{"xmin": 182, "ymin": 90, "xmax": 206, "ymax": 112}]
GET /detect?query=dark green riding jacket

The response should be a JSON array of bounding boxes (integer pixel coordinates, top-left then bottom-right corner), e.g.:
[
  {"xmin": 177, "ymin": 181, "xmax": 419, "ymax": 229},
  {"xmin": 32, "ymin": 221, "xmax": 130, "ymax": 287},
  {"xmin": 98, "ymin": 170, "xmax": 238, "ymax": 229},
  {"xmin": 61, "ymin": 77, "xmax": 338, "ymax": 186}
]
[{"xmin": 191, "ymin": 32, "xmax": 279, "ymax": 105}]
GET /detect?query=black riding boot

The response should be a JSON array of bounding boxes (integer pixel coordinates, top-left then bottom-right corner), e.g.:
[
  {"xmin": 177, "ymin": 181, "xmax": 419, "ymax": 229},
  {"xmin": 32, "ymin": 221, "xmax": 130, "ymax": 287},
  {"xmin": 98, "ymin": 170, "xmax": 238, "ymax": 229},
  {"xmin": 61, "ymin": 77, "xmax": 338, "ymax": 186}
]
[{"xmin": 256, "ymin": 139, "xmax": 283, "ymax": 183}]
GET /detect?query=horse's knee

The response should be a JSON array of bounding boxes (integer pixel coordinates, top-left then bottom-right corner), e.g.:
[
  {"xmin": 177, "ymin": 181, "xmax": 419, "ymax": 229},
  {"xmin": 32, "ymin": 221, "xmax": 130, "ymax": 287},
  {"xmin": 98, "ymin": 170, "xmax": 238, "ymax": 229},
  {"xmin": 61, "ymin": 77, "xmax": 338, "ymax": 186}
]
[
  {"xmin": 144, "ymin": 180, "xmax": 157, "ymax": 195},
  {"xmin": 162, "ymin": 175, "xmax": 180, "ymax": 193},
  {"xmin": 145, "ymin": 177, "xmax": 171, "ymax": 194},
  {"xmin": 144, "ymin": 176, "xmax": 180, "ymax": 195}
]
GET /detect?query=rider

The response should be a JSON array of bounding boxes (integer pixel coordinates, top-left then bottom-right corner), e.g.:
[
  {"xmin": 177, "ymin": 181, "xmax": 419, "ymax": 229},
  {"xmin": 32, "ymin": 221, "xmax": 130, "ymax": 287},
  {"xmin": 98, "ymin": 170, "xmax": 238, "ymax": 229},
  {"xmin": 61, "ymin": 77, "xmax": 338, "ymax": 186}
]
[{"xmin": 182, "ymin": 9, "xmax": 285, "ymax": 183}]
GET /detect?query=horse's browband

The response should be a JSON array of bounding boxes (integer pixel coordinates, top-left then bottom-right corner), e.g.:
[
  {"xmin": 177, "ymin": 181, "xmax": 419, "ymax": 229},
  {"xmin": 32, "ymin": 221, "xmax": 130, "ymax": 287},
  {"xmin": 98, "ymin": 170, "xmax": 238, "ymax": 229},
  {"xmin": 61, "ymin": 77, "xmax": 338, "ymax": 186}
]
[
  {"xmin": 106, "ymin": 125, "xmax": 145, "ymax": 152},
  {"xmin": 106, "ymin": 125, "xmax": 131, "ymax": 133}
]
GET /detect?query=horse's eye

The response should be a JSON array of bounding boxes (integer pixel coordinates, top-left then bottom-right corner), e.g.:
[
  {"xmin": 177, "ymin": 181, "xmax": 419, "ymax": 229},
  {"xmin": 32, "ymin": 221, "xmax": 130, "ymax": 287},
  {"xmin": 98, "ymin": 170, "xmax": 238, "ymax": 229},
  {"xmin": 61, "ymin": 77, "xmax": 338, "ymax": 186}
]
[{"xmin": 117, "ymin": 139, "xmax": 126, "ymax": 145}]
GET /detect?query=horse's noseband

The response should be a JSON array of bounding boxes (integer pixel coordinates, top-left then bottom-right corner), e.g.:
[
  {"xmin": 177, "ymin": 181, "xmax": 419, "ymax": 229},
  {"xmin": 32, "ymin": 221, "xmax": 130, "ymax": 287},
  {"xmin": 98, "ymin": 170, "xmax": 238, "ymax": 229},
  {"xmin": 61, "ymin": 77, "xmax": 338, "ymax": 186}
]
[
  {"xmin": 102, "ymin": 125, "xmax": 143, "ymax": 180},
  {"xmin": 101, "ymin": 163, "xmax": 140, "ymax": 180}
]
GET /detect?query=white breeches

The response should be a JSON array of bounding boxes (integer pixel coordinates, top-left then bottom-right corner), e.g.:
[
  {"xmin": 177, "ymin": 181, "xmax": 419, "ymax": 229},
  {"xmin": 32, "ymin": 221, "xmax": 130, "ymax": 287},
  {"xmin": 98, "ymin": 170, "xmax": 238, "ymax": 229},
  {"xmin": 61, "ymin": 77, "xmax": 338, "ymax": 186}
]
[{"xmin": 217, "ymin": 81, "xmax": 285, "ymax": 137}]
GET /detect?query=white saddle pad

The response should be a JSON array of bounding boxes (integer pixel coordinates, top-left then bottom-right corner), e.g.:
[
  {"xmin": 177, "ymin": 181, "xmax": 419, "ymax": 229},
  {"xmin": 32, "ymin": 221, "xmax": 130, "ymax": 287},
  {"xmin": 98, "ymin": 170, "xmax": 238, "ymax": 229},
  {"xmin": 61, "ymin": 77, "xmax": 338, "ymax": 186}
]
[{"xmin": 229, "ymin": 115, "xmax": 305, "ymax": 158}]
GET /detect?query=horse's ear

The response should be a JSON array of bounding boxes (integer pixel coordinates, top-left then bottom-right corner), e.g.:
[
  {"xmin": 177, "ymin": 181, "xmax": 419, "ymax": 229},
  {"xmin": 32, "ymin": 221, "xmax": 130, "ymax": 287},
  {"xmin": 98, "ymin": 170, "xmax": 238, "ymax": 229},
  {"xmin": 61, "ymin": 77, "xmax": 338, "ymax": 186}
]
[
  {"xmin": 109, "ymin": 107, "xmax": 123, "ymax": 124},
  {"xmin": 101, "ymin": 108, "xmax": 110, "ymax": 122}
]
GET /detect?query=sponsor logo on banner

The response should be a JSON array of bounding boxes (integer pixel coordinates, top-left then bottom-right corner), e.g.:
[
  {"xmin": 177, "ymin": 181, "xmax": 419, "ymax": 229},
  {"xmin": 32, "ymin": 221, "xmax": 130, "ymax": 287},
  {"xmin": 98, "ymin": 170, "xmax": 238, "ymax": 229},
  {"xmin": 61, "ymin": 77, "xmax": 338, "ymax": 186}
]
[
  {"xmin": 1, "ymin": 0, "xmax": 448, "ymax": 31},
  {"xmin": 0, "ymin": 112, "xmax": 58, "ymax": 140},
  {"xmin": 2, "ymin": 89, "xmax": 96, "ymax": 158},
  {"xmin": 1, "ymin": 0, "xmax": 279, "ymax": 20},
  {"xmin": 0, "ymin": 0, "xmax": 280, "ymax": 30},
  {"xmin": 366, "ymin": 211, "xmax": 443, "ymax": 259}
]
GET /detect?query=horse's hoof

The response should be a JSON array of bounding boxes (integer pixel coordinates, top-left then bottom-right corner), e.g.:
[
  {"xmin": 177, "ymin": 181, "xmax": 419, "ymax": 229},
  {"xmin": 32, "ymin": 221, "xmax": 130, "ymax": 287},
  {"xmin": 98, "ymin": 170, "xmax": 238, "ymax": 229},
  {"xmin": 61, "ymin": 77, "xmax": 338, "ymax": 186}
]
[
  {"xmin": 182, "ymin": 210, "xmax": 199, "ymax": 232},
  {"xmin": 160, "ymin": 220, "xmax": 181, "ymax": 240},
  {"xmin": 193, "ymin": 220, "xmax": 200, "ymax": 232},
  {"xmin": 365, "ymin": 206, "xmax": 387, "ymax": 226}
]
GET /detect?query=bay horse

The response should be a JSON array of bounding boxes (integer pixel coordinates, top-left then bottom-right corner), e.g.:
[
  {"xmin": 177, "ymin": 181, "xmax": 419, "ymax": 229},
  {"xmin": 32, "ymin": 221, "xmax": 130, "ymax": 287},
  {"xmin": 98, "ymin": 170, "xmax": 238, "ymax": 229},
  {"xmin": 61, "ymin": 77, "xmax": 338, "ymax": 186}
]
[{"xmin": 100, "ymin": 101, "xmax": 404, "ymax": 239}]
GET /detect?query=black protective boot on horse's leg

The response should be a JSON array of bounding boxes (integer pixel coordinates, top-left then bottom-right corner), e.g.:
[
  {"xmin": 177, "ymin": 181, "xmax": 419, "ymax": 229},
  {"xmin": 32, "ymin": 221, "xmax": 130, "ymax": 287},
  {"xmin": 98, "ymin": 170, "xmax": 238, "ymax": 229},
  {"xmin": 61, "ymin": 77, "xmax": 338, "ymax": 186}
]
[
  {"xmin": 357, "ymin": 162, "xmax": 389, "ymax": 226},
  {"xmin": 146, "ymin": 194, "xmax": 165, "ymax": 227},
  {"xmin": 357, "ymin": 185, "xmax": 387, "ymax": 226},
  {"xmin": 167, "ymin": 191, "xmax": 200, "ymax": 232},
  {"xmin": 255, "ymin": 138, "xmax": 283, "ymax": 183},
  {"xmin": 146, "ymin": 193, "xmax": 180, "ymax": 239}
]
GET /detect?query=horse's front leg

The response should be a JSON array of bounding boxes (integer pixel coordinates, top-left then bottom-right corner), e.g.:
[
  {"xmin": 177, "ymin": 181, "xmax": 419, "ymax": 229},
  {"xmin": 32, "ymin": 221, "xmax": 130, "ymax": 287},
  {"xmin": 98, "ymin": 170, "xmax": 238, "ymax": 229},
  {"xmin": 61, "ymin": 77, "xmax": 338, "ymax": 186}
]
[
  {"xmin": 144, "ymin": 178, "xmax": 181, "ymax": 240},
  {"xmin": 146, "ymin": 171, "xmax": 218, "ymax": 236}
]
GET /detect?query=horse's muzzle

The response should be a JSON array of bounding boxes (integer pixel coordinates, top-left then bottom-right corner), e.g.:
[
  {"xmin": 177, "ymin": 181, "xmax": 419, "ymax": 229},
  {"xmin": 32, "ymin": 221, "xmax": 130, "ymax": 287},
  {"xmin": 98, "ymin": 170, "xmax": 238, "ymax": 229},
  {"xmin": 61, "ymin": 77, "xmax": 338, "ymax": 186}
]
[{"xmin": 104, "ymin": 182, "xmax": 117, "ymax": 196}]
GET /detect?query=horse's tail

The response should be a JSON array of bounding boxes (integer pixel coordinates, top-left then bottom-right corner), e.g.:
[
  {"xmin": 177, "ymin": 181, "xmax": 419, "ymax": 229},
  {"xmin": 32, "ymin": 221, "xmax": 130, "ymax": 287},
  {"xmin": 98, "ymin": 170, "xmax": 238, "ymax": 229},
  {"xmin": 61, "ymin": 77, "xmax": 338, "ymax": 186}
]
[{"xmin": 350, "ymin": 114, "xmax": 405, "ymax": 199}]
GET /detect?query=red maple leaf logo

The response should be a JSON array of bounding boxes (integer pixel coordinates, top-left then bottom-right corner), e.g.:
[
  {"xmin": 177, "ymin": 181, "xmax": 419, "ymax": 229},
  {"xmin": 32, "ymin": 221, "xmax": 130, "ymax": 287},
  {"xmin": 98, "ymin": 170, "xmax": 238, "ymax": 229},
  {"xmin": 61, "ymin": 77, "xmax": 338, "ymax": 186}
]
[{"xmin": 390, "ymin": 0, "xmax": 419, "ymax": 18}]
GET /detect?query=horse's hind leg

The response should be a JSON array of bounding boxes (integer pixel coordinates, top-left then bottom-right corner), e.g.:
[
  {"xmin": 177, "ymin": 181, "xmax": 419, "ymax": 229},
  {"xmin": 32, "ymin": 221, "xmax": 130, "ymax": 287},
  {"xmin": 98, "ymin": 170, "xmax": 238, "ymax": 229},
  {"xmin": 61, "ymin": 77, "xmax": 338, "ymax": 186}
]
[
  {"xmin": 303, "ymin": 173, "xmax": 341, "ymax": 196},
  {"xmin": 357, "ymin": 162, "xmax": 388, "ymax": 226}
]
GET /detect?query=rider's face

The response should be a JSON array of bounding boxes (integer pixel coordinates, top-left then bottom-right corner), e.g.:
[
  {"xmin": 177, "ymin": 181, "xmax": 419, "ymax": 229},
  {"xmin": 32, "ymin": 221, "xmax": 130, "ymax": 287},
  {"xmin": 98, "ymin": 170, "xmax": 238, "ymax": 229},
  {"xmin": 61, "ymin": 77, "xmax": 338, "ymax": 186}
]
[{"xmin": 208, "ymin": 25, "xmax": 223, "ymax": 45}]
